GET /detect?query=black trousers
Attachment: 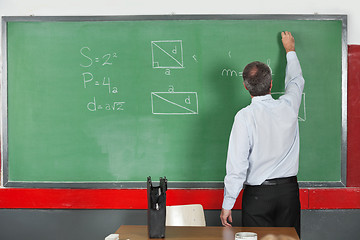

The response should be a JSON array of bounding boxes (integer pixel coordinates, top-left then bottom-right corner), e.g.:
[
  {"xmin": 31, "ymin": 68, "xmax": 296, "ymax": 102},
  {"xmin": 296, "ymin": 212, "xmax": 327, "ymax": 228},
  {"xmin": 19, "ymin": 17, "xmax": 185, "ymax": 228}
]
[{"xmin": 242, "ymin": 179, "xmax": 301, "ymax": 237}]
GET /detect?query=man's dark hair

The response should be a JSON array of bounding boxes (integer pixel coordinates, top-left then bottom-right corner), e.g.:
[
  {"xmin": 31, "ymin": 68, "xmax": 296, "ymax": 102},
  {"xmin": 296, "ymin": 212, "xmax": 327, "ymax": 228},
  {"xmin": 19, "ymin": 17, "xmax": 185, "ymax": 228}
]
[{"xmin": 242, "ymin": 61, "xmax": 272, "ymax": 96}]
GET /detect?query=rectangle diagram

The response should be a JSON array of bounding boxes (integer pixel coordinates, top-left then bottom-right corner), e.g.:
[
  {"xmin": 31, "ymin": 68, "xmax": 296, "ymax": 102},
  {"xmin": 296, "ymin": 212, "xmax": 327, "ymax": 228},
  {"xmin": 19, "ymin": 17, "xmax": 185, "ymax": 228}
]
[
  {"xmin": 151, "ymin": 92, "xmax": 198, "ymax": 115},
  {"xmin": 151, "ymin": 40, "xmax": 184, "ymax": 69}
]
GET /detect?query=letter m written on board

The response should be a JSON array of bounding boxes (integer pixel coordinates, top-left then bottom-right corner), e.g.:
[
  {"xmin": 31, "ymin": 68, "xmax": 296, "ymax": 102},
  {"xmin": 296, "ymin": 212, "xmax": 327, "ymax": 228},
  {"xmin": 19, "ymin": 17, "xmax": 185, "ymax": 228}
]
[{"xmin": 222, "ymin": 69, "xmax": 238, "ymax": 77}]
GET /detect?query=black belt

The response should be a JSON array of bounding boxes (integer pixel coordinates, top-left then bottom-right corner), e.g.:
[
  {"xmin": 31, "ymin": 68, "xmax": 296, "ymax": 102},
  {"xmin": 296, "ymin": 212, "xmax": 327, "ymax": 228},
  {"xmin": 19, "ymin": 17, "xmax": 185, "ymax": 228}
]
[{"xmin": 261, "ymin": 176, "xmax": 297, "ymax": 186}]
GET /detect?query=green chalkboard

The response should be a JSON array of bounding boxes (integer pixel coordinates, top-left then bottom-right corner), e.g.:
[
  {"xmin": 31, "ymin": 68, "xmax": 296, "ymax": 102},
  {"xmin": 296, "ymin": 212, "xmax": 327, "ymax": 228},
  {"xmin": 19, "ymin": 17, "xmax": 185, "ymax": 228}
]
[{"xmin": 2, "ymin": 15, "xmax": 347, "ymax": 188}]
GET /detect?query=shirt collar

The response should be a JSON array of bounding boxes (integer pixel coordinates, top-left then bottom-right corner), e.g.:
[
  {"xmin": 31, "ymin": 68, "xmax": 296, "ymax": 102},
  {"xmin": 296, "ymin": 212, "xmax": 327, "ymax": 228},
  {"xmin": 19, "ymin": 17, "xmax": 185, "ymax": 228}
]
[{"xmin": 251, "ymin": 94, "xmax": 274, "ymax": 103}]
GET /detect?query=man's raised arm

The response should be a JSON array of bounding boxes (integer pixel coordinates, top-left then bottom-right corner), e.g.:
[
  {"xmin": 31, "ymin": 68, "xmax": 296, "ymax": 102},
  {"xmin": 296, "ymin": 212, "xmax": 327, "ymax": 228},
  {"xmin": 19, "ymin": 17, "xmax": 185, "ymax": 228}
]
[{"xmin": 281, "ymin": 31, "xmax": 305, "ymax": 113}]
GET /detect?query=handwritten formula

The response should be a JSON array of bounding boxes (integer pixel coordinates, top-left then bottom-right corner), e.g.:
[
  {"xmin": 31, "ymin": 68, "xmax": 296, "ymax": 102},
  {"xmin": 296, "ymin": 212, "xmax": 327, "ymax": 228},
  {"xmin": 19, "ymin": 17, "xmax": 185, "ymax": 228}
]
[{"xmin": 80, "ymin": 47, "xmax": 125, "ymax": 112}]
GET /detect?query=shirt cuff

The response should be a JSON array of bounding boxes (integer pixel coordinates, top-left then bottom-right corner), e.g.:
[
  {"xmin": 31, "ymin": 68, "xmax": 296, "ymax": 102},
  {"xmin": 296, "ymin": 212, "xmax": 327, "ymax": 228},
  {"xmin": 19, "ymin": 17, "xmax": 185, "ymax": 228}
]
[
  {"xmin": 286, "ymin": 51, "xmax": 297, "ymax": 61},
  {"xmin": 222, "ymin": 197, "xmax": 236, "ymax": 210}
]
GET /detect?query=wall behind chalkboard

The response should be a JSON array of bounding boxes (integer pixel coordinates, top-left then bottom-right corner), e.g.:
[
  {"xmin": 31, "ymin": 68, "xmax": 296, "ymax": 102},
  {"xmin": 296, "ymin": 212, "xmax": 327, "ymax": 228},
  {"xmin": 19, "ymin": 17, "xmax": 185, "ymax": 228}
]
[{"xmin": 2, "ymin": 15, "xmax": 346, "ymax": 188}]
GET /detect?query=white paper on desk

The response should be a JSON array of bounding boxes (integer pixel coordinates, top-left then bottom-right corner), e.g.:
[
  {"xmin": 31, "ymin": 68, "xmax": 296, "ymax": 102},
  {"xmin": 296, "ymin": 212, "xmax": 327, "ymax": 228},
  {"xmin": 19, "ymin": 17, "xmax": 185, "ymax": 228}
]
[{"xmin": 105, "ymin": 233, "xmax": 119, "ymax": 240}]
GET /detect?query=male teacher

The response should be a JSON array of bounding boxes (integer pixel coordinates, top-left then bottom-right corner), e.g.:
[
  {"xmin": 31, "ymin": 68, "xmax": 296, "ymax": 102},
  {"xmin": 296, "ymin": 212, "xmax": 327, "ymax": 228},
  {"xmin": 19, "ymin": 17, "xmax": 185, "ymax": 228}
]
[{"xmin": 220, "ymin": 31, "xmax": 304, "ymax": 237}]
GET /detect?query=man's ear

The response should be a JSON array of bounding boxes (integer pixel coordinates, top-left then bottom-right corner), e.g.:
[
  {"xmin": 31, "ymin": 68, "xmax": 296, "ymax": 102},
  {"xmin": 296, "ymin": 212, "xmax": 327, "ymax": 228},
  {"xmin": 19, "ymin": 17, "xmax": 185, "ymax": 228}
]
[{"xmin": 243, "ymin": 82, "xmax": 248, "ymax": 90}]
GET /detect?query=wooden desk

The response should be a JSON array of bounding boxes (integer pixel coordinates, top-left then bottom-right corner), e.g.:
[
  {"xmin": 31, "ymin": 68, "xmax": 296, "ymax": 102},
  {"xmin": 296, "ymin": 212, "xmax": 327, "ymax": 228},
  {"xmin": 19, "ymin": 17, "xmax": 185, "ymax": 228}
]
[{"xmin": 115, "ymin": 225, "xmax": 299, "ymax": 240}]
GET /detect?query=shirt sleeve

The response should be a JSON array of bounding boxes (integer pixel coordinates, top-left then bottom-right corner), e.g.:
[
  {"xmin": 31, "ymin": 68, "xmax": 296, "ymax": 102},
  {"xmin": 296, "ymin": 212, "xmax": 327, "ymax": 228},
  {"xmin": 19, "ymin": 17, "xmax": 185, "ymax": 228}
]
[
  {"xmin": 282, "ymin": 51, "xmax": 305, "ymax": 113},
  {"xmin": 222, "ymin": 111, "xmax": 250, "ymax": 210}
]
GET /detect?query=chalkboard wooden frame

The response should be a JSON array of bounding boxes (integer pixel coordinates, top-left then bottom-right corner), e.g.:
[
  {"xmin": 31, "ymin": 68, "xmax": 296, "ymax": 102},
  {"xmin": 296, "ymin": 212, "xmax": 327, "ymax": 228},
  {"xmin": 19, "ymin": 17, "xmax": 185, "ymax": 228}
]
[{"xmin": 1, "ymin": 14, "xmax": 347, "ymax": 189}]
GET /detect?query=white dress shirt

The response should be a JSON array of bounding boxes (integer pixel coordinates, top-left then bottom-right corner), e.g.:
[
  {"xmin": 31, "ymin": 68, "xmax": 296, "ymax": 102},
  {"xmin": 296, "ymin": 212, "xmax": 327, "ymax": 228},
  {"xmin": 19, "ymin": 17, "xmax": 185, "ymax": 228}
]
[{"xmin": 222, "ymin": 51, "xmax": 305, "ymax": 210}]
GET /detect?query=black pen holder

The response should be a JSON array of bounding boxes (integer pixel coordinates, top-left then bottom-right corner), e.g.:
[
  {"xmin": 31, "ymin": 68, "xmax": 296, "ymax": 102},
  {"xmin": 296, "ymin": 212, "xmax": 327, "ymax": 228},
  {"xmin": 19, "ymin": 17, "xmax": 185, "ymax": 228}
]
[{"xmin": 147, "ymin": 176, "xmax": 167, "ymax": 238}]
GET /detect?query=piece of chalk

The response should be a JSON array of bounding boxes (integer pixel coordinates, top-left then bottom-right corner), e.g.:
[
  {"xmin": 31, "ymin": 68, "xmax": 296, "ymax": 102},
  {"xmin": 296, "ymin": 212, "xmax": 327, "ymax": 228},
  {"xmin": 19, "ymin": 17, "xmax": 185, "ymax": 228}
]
[{"xmin": 105, "ymin": 233, "xmax": 119, "ymax": 240}]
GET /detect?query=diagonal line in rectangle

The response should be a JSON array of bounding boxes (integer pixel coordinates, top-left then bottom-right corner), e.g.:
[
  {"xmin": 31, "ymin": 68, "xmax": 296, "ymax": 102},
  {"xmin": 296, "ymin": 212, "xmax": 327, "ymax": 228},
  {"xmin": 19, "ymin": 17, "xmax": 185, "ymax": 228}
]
[
  {"xmin": 152, "ymin": 93, "xmax": 196, "ymax": 114},
  {"xmin": 152, "ymin": 42, "xmax": 183, "ymax": 68}
]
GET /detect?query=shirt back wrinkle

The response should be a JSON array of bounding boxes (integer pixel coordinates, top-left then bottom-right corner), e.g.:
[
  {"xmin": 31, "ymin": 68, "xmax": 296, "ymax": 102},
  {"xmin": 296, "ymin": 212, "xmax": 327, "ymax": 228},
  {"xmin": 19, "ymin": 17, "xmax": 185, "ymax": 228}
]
[{"xmin": 248, "ymin": 99, "xmax": 298, "ymax": 169}]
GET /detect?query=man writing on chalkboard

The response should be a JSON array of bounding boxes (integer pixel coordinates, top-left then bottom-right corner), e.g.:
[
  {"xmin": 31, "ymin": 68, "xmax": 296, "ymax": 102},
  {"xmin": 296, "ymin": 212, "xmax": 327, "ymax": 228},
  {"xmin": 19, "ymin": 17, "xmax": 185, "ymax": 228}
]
[{"xmin": 220, "ymin": 31, "xmax": 304, "ymax": 237}]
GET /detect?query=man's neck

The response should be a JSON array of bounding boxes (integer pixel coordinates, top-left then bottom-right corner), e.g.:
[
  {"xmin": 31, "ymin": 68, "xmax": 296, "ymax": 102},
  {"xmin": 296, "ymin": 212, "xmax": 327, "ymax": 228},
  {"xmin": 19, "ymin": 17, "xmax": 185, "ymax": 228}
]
[{"xmin": 251, "ymin": 91, "xmax": 271, "ymax": 98}]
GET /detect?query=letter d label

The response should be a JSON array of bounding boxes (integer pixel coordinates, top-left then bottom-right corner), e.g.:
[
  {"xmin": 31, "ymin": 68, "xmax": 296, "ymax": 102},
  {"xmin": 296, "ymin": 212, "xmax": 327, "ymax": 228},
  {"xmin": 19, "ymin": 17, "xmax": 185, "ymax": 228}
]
[{"xmin": 87, "ymin": 97, "xmax": 97, "ymax": 111}]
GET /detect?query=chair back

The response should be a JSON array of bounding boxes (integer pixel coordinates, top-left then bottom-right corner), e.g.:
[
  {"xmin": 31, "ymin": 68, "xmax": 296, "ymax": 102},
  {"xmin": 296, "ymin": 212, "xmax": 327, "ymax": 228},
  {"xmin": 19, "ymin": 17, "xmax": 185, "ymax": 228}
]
[{"xmin": 165, "ymin": 204, "xmax": 206, "ymax": 226}]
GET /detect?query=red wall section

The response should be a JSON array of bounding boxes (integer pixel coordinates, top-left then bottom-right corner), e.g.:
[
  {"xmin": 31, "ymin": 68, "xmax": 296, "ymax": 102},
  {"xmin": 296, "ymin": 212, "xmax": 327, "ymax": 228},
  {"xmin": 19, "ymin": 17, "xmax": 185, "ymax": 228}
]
[
  {"xmin": 309, "ymin": 188, "xmax": 360, "ymax": 209},
  {"xmin": 347, "ymin": 45, "xmax": 360, "ymax": 187},
  {"xmin": 0, "ymin": 188, "xmax": 310, "ymax": 210},
  {"xmin": 0, "ymin": 189, "xmax": 147, "ymax": 209},
  {"xmin": 167, "ymin": 189, "xmax": 224, "ymax": 210}
]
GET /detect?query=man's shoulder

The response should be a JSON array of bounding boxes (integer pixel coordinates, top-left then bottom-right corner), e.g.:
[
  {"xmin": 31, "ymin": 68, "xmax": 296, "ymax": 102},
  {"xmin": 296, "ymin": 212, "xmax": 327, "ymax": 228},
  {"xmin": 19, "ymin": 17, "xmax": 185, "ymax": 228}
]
[{"xmin": 234, "ymin": 105, "xmax": 251, "ymax": 119}]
